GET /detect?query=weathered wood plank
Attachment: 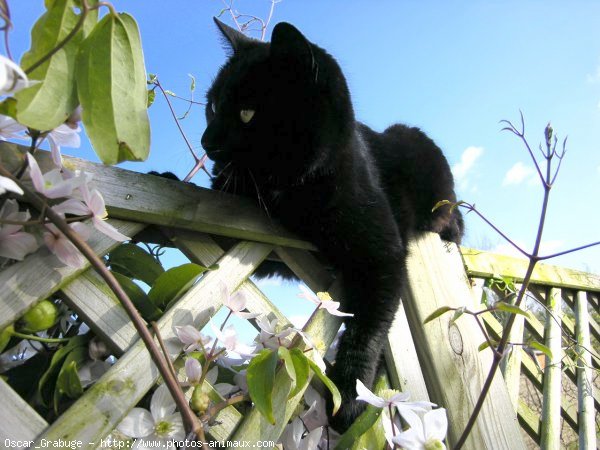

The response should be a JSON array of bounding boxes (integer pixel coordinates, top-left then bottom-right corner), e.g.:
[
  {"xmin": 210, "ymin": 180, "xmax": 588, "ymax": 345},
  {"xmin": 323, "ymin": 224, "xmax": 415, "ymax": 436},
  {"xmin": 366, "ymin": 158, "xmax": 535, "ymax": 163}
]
[
  {"xmin": 30, "ymin": 241, "xmax": 272, "ymax": 448},
  {"xmin": 402, "ymin": 233, "xmax": 525, "ymax": 450},
  {"xmin": 517, "ymin": 398, "xmax": 541, "ymax": 444},
  {"xmin": 540, "ymin": 288, "xmax": 563, "ymax": 450},
  {"xmin": 0, "ymin": 220, "xmax": 144, "ymax": 331},
  {"xmin": 60, "ymin": 270, "xmax": 138, "ymax": 355},
  {"xmin": 461, "ymin": 247, "xmax": 600, "ymax": 292},
  {"xmin": 1, "ymin": 143, "xmax": 314, "ymax": 251},
  {"xmin": 384, "ymin": 302, "xmax": 431, "ymax": 402},
  {"xmin": 167, "ymin": 229, "xmax": 290, "ymax": 326},
  {"xmin": 574, "ymin": 291, "xmax": 597, "ymax": 450},
  {"xmin": 0, "ymin": 379, "xmax": 48, "ymax": 449}
]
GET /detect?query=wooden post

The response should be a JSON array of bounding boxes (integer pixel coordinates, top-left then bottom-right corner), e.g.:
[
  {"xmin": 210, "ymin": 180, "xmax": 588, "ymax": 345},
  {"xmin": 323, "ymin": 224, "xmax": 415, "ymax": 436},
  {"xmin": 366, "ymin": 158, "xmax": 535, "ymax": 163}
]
[
  {"xmin": 401, "ymin": 233, "xmax": 525, "ymax": 449},
  {"xmin": 540, "ymin": 288, "xmax": 563, "ymax": 450}
]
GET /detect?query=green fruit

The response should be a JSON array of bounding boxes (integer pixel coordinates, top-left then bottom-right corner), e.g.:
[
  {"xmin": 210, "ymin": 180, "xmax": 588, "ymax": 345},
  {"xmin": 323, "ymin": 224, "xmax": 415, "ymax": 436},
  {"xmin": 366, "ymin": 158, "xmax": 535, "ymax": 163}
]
[{"xmin": 20, "ymin": 300, "xmax": 58, "ymax": 332}]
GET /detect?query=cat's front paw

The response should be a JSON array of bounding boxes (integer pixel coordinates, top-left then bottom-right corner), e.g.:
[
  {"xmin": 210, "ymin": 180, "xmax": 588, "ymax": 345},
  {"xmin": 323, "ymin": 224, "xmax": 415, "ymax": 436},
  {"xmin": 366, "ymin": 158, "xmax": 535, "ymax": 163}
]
[{"xmin": 327, "ymin": 395, "xmax": 366, "ymax": 434}]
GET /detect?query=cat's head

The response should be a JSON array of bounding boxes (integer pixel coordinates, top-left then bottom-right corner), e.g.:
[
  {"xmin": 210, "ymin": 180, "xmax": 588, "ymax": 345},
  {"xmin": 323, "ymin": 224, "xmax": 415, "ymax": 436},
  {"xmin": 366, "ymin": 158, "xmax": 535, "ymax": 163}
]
[{"xmin": 202, "ymin": 19, "xmax": 353, "ymax": 182}]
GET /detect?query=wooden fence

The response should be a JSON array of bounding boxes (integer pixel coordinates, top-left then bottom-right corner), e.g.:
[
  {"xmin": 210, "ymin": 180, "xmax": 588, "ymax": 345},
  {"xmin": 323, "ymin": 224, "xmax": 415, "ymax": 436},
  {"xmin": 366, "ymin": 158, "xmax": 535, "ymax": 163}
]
[{"xmin": 0, "ymin": 144, "xmax": 597, "ymax": 449}]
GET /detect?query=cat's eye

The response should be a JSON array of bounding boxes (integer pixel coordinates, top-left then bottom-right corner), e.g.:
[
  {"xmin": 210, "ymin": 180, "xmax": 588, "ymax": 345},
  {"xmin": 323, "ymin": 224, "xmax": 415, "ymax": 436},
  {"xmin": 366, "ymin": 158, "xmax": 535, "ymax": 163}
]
[
  {"xmin": 240, "ymin": 109, "xmax": 255, "ymax": 124},
  {"xmin": 210, "ymin": 102, "xmax": 216, "ymax": 114}
]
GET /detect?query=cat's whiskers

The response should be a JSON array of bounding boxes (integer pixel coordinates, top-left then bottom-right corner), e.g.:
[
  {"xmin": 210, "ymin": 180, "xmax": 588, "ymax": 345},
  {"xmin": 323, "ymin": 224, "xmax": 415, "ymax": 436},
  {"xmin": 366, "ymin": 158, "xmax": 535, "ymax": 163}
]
[{"xmin": 248, "ymin": 168, "xmax": 271, "ymax": 219}]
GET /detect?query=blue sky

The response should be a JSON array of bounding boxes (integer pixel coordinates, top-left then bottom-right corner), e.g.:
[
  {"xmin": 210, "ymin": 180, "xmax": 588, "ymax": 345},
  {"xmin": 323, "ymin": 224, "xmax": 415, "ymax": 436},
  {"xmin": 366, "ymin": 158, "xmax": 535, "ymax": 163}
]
[{"xmin": 9, "ymin": 1, "xmax": 600, "ymax": 282}]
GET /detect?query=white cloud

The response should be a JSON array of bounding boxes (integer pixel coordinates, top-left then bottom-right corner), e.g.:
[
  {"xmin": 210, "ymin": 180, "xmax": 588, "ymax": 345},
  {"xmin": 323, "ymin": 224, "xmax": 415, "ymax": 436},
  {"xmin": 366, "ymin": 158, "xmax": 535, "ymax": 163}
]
[
  {"xmin": 502, "ymin": 162, "xmax": 535, "ymax": 186},
  {"xmin": 586, "ymin": 63, "xmax": 600, "ymax": 83},
  {"xmin": 452, "ymin": 146, "xmax": 483, "ymax": 193},
  {"xmin": 452, "ymin": 146, "xmax": 483, "ymax": 182}
]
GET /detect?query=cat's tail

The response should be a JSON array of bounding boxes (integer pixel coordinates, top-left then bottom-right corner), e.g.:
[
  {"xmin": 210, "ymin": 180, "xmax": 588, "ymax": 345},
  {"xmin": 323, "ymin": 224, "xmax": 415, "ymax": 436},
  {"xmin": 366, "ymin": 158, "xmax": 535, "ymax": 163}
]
[{"xmin": 440, "ymin": 208, "xmax": 464, "ymax": 245}]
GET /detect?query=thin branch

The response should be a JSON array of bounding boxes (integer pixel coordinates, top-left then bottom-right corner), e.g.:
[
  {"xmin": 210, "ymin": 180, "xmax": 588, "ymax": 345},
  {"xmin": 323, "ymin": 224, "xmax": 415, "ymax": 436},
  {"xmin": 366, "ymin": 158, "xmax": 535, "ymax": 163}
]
[
  {"xmin": 500, "ymin": 111, "xmax": 545, "ymax": 185},
  {"xmin": 537, "ymin": 241, "xmax": 600, "ymax": 261},
  {"xmin": 459, "ymin": 202, "xmax": 530, "ymax": 258},
  {"xmin": 0, "ymin": 162, "xmax": 207, "ymax": 448},
  {"xmin": 152, "ymin": 77, "xmax": 210, "ymax": 179}
]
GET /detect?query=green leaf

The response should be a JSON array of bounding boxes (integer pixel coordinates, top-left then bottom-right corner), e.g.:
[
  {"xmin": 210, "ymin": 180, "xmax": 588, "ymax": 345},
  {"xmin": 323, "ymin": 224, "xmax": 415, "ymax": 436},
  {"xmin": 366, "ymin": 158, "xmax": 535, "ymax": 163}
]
[
  {"xmin": 424, "ymin": 306, "xmax": 453, "ymax": 324},
  {"xmin": 288, "ymin": 348, "xmax": 310, "ymax": 398},
  {"xmin": 495, "ymin": 302, "xmax": 531, "ymax": 319},
  {"xmin": 148, "ymin": 263, "xmax": 208, "ymax": 309},
  {"xmin": 335, "ymin": 405, "xmax": 383, "ymax": 450},
  {"xmin": 528, "ymin": 340, "xmax": 553, "ymax": 360},
  {"xmin": 108, "ymin": 243, "xmax": 164, "ymax": 286},
  {"xmin": 112, "ymin": 272, "xmax": 162, "ymax": 321},
  {"xmin": 188, "ymin": 73, "xmax": 196, "ymax": 92},
  {"xmin": 0, "ymin": 98, "xmax": 18, "ymax": 119},
  {"xmin": 247, "ymin": 349, "xmax": 278, "ymax": 425},
  {"xmin": 431, "ymin": 200, "xmax": 451, "ymax": 212},
  {"xmin": 38, "ymin": 335, "xmax": 89, "ymax": 406},
  {"xmin": 15, "ymin": 0, "xmax": 97, "ymax": 130},
  {"xmin": 0, "ymin": 325, "xmax": 15, "ymax": 353},
  {"xmin": 147, "ymin": 89, "xmax": 156, "ymax": 107},
  {"xmin": 306, "ymin": 356, "xmax": 341, "ymax": 415},
  {"xmin": 450, "ymin": 306, "xmax": 467, "ymax": 325},
  {"xmin": 76, "ymin": 13, "xmax": 150, "ymax": 164},
  {"xmin": 54, "ymin": 345, "xmax": 87, "ymax": 412}
]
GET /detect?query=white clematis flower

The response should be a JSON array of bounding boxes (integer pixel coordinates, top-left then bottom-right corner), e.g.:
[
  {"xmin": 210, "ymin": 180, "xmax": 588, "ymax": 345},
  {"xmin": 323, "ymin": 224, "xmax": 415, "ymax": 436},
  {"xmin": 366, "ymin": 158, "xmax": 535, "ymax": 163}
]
[
  {"xmin": 356, "ymin": 379, "xmax": 436, "ymax": 425},
  {"xmin": 392, "ymin": 407, "xmax": 448, "ymax": 450},
  {"xmin": 26, "ymin": 153, "xmax": 85, "ymax": 199},
  {"xmin": 117, "ymin": 384, "xmax": 185, "ymax": 450},
  {"xmin": 298, "ymin": 284, "xmax": 354, "ymax": 317}
]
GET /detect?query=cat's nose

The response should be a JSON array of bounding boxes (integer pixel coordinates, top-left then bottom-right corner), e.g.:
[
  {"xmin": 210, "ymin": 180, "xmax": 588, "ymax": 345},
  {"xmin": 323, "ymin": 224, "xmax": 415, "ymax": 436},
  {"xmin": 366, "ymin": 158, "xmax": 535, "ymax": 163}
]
[{"xmin": 201, "ymin": 127, "xmax": 224, "ymax": 160}]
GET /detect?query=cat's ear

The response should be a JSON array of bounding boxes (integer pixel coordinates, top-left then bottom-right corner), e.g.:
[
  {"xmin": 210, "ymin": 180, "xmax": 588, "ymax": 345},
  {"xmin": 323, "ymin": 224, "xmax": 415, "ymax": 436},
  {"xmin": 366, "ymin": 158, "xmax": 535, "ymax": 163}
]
[
  {"xmin": 270, "ymin": 22, "xmax": 315, "ymax": 72},
  {"xmin": 213, "ymin": 17, "xmax": 252, "ymax": 53}
]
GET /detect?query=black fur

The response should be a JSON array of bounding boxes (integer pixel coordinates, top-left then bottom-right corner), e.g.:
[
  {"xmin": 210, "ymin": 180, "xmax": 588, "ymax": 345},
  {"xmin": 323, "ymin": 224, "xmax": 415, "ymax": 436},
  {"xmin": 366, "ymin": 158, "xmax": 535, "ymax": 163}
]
[{"xmin": 203, "ymin": 19, "xmax": 463, "ymax": 431}]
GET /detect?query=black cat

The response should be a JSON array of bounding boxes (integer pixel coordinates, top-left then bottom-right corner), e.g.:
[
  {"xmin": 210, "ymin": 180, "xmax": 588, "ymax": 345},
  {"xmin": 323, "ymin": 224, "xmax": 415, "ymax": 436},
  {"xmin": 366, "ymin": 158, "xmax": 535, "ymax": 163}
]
[{"xmin": 202, "ymin": 18, "xmax": 463, "ymax": 431}]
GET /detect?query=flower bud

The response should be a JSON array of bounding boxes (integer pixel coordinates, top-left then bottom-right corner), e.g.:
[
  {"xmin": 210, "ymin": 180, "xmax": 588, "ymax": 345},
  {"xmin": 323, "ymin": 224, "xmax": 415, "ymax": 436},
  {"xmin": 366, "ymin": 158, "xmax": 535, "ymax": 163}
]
[
  {"xmin": 191, "ymin": 386, "xmax": 211, "ymax": 413},
  {"xmin": 19, "ymin": 300, "xmax": 58, "ymax": 333}
]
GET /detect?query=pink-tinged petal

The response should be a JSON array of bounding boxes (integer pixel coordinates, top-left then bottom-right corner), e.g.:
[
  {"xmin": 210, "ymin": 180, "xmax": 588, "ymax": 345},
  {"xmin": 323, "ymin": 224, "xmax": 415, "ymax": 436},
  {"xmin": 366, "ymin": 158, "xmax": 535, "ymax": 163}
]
[
  {"xmin": 49, "ymin": 123, "xmax": 81, "ymax": 148},
  {"xmin": 356, "ymin": 379, "xmax": 387, "ymax": 408},
  {"xmin": 48, "ymin": 135, "xmax": 63, "ymax": 168},
  {"xmin": 92, "ymin": 217, "xmax": 130, "ymax": 241},
  {"xmin": 174, "ymin": 325, "xmax": 202, "ymax": 346},
  {"xmin": 235, "ymin": 310, "xmax": 261, "ymax": 320},
  {"xmin": 117, "ymin": 407, "xmax": 154, "ymax": 438},
  {"xmin": 391, "ymin": 427, "xmax": 423, "ymax": 450},
  {"xmin": 0, "ymin": 231, "xmax": 38, "ymax": 260},
  {"xmin": 87, "ymin": 189, "xmax": 107, "ymax": 218},
  {"xmin": 319, "ymin": 301, "xmax": 354, "ymax": 317},
  {"xmin": 0, "ymin": 175, "xmax": 24, "ymax": 195},
  {"xmin": 70, "ymin": 221, "xmax": 92, "ymax": 241},
  {"xmin": 226, "ymin": 290, "xmax": 247, "ymax": 312},
  {"xmin": 298, "ymin": 284, "xmax": 319, "ymax": 304},
  {"xmin": 43, "ymin": 228, "xmax": 86, "ymax": 268},
  {"xmin": 53, "ymin": 198, "xmax": 90, "ymax": 216},
  {"xmin": 150, "ymin": 384, "xmax": 176, "ymax": 421},
  {"xmin": 26, "ymin": 153, "xmax": 45, "ymax": 193},
  {"xmin": 185, "ymin": 358, "xmax": 202, "ymax": 384}
]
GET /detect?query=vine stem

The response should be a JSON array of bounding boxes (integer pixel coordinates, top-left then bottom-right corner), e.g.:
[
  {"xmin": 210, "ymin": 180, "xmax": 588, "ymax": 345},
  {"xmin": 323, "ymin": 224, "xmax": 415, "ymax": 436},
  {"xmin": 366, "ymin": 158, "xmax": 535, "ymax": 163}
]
[
  {"xmin": 152, "ymin": 78, "xmax": 210, "ymax": 180},
  {"xmin": 455, "ymin": 122, "xmax": 557, "ymax": 449},
  {"xmin": 10, "ymin": 330, "xmax": 71, "ymax": 344},
  {"xmin": 0, "ymin": 162, "xmax": 208, "ymax": 449}
]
